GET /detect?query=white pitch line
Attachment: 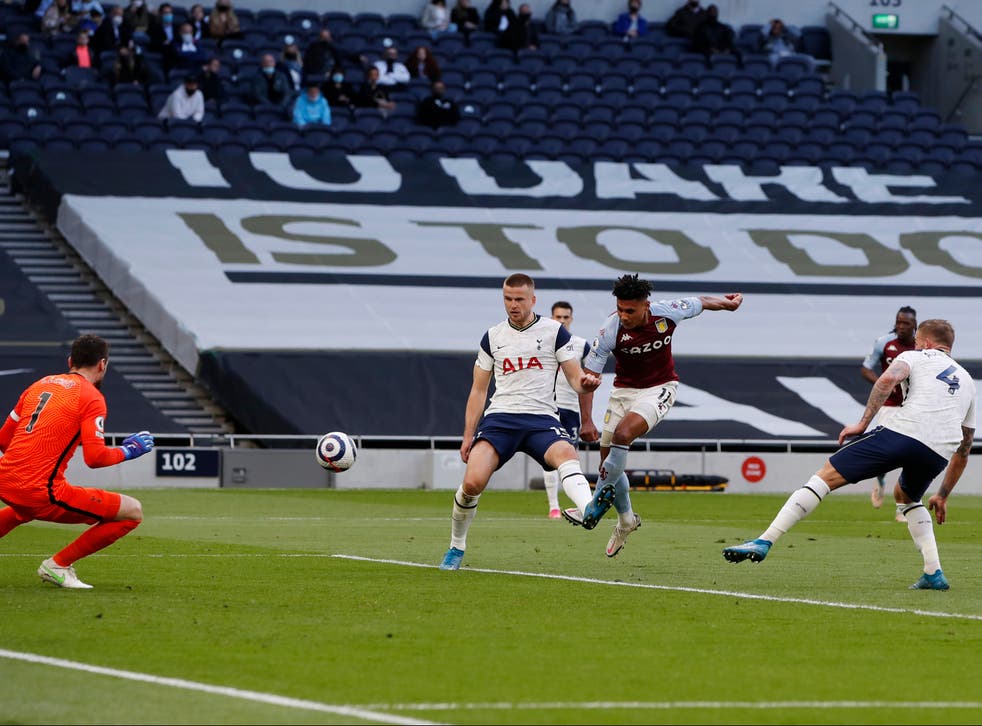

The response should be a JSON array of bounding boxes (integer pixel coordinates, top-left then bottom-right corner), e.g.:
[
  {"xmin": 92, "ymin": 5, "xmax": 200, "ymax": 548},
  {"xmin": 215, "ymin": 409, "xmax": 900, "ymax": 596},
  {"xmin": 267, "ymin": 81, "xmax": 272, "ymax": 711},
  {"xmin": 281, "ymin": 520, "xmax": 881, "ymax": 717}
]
[
  {"xmin": 0, "ymin": 649, "xmax": 441, "ymax": 726},
  {"xmin": 358, "ymin": 699, "xmax": 982, "ymax": 712},
  {"xmin": 333, "ymin": 555, "xmax": 982, "ymax": 622}
]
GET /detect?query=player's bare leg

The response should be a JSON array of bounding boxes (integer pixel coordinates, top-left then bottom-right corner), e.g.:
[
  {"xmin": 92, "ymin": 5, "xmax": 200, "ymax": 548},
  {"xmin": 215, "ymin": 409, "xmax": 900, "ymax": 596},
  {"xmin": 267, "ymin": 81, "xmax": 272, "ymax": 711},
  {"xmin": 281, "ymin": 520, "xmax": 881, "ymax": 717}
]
[
  {"xmin": 440, "ymin": 443, "xmax": 496, "ymax": 570},
  {"xmin": 871, "ymin": 475, "xmax": 886, "ymax": 508},
  {"xmin": 40, "ymin": 494, "xmax": 143, "ymax": 590}
]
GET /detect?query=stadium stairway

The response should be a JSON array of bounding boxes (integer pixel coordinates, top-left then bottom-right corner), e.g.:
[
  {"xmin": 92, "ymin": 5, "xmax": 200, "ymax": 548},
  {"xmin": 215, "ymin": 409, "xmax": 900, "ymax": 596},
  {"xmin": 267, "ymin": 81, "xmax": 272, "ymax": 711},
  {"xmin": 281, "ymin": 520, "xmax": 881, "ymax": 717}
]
[{"xmin": 0, "ymin": 159, "xmax": 234, "ymax": 437}]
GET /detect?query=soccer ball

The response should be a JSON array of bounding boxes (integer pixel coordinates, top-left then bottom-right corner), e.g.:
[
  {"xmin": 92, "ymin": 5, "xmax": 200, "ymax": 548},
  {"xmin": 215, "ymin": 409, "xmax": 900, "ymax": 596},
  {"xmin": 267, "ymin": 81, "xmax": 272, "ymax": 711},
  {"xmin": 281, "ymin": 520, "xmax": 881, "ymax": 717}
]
[{"xmin": 315, "ymin": 431, "xmax": 357, "ymax": 472}]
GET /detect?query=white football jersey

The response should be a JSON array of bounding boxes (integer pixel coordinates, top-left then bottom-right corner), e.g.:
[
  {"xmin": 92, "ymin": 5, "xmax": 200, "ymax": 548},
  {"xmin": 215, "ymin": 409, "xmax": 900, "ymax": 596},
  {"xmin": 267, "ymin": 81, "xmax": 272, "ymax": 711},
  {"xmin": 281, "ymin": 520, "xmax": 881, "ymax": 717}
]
[
  {"xmin": 884, "ymin": 349, "xmax": 976, "ymax": 459},
  {"xmin": 476, "ymin": 315, "xmax": 577, "ymax": 418},
  {"xmin": 554, "ymin": 334, "xmax": 590, "ymax": 411}
]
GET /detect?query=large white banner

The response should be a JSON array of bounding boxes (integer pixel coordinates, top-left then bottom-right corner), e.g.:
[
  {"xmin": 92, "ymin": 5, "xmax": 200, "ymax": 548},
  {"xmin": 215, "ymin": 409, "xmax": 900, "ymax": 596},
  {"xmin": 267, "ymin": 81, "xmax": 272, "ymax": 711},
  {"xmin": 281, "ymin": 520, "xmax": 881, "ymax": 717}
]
[{"xmin": 59, "ymin": 195, "xmax": 982, "ymax": 372}]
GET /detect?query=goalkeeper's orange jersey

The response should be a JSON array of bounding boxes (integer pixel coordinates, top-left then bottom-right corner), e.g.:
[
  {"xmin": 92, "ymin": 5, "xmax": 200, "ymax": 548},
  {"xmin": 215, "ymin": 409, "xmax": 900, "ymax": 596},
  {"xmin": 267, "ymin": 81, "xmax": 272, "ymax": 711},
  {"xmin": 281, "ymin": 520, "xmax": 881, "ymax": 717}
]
[{"xmin": 0, "ymin": 372, "xmax": 125, "ymax": 492}]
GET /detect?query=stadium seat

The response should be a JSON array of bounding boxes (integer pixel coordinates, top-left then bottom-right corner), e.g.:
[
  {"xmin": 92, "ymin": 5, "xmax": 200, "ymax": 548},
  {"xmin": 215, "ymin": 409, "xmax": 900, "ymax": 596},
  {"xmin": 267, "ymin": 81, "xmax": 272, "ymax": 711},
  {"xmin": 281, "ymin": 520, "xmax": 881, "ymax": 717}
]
[
  {"xmin": 741, "ymin": 54, "xmax": 771, "ymax": 77},
  {"xmin": 799, "ymin": 26, "xmax": 832, "ymax": 63},
  {"xmin": 938, "ymin": 124, "xmax": 968, "ymax": 149},
  {"xmin": 776, "ymin": 54, "xmax": 814, "ymax": 79},
  {"xmin": 675, "ymin": 53, "xmax": 706, "ymax": 75},
  {"xmin": 709, "ymin": 53, "xmax": 740, "ymax": 76}
]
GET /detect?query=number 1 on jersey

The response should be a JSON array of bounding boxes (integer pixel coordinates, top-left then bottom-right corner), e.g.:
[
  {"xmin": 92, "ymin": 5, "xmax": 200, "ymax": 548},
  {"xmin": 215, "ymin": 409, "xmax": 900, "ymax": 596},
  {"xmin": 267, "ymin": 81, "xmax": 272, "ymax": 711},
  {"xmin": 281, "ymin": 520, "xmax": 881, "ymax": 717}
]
[{"xmin": 24, "ymin": 391, "xmax": 52, "ymax": 433}]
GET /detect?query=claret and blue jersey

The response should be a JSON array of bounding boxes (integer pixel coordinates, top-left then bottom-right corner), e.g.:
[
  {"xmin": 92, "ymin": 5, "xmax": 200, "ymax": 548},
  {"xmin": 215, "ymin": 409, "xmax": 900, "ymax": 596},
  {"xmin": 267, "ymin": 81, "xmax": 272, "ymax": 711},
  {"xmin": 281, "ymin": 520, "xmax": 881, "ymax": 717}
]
[{"xmin": 584, "ymin": 297, "xmax": 704, "ymax": 389}]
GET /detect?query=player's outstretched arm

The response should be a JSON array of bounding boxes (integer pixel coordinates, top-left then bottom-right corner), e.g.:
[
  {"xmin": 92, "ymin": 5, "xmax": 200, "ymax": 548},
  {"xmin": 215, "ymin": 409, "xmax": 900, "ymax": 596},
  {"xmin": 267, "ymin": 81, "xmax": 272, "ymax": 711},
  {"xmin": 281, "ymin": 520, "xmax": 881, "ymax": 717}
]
[
  {"xmin": 698, "ymin": 293, "xmax": 743, "ymax": 311},
  {"xmin": 929, "ymin": 425, "xmax": 974, "ymax": 525}
]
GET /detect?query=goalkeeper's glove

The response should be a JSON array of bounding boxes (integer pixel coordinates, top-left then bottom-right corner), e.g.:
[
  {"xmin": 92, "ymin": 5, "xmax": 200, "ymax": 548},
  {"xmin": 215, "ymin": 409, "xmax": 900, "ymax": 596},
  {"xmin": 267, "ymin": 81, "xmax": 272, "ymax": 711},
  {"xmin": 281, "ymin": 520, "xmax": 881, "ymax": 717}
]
[{"xmin": 120, "ymin": 430, "xmax": 154, "ymax": 460}]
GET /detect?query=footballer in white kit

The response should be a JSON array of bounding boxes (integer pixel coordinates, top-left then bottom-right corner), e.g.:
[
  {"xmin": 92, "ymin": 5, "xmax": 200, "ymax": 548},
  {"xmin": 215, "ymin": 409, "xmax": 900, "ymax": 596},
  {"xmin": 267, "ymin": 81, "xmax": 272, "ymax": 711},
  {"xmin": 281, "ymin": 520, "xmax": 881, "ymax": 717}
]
[
  {"xmin": 439, "ymin": 274, "xmax": 604, "ymax": 571},
  {"xmin": 724, "ymin": 319, "xmax": 975, "ymax": 590},
  {"xmin": 541, "ymin": 301, "xmax": 596, "ymax": 519}
]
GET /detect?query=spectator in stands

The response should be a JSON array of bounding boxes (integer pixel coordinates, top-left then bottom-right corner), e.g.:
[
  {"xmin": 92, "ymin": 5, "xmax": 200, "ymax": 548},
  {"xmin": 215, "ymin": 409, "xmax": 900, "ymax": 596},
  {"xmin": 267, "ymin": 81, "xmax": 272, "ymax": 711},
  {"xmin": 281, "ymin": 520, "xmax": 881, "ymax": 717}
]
[
  {"xmin": 70, "ymin": 0, "xmax": 104, "ymax": 30},
  {"xmin": 416, "ymin": 79, "xmax": 460, "ymax": 128},
  {"xmin": 407, "ymin": 45, "xmax": 441, "ymax": 82},
  {"xmin": 280, "ymin": 41, "xmax": 304, "ymax": 92},
  {"xmin": 92, "ymin": 5, "xmax": 134, "ymax": 57},
  {"xmin": 373, "ymin": 45, "xmax": 410, "ymax": 89},
  {"xmin": 665, "ymin": 0, "xmax": 704, "ymax": 39},
  {"xmin": 303, "ymin": 27, "xmax": 366, "ymax": 83},
  {"xmin": 158, "ymin": 73, "xmax": 204, "ymax": 122},
  {"xmin": 76, "ymin": 6, "xmax": 101, "ymax": 34},
  {"xmin": 188, "ymin": 4, "xmax": 209, "ymax": 40},
  {"xmin": 613, "ymin": 0, "xmax": 648, "ymax": 40},
  {"xmin": 292, "ymin": 78, "xmax": 330, "ymax": 127},
  {"xmin": 1, "ymin": 34, "xmax": 42, "ymax": 81},
  {"xmin": 759, "ymin": 18, "xmax": 798, "ymax": 68},
  {"xmin": 450, "ymin": 0, "xmax": 481, "ymax": 39},
  {"xmin": 692, "ymin": 4, "xmax": 735, "ymax": 59},
  {"xmin": 514, "ymin": 4, "xmax": 540, "ymax": 50},
  {"xmin": 42, "ymin": 0, "xmax": 77, "ymax": 37},
  {"xmin": 251, "ymin": 52, "xmax": 293, "ymax": 110},
  {"xmin": 168, "ymin": 21, "xmax": 207, "ymax": 73},
  {"xmin": 61, "ymin": 29, "xmax": 93, "ymax": 69},
  {"xmin": 208, "ymin": 0, "xmax": 241, "ymax": 43},
  {"xmin": 148, "ymin": 2, "xmax": 177, "ymax": 52},
  {"xmin": 323, "ymin": 64, "xmax": 356, "ymax": 108},
  {"xmin": 421, "ymin": 0, "xmax": 456, "ymax": 40},
  {"xmin": 123, "ymin": 0, "xmax": 151, "ymax": 40},
  {"xmin": 544, "ymin": 0, "xmax": 578, "ymax": 35},
  {"xmin": 356, "ymin": 65, "xmax": 396, "ymax": 114},
  {"xmin": 484, "ymin": 0, "xmax": 518, "ymax": 49},
  {"xmin": 111, "ymin": 44, "xmax": 150, "ymax": 85},
  {"xmin": 198, "ymin": 55, "xmax": 225, "ymax": 102}
]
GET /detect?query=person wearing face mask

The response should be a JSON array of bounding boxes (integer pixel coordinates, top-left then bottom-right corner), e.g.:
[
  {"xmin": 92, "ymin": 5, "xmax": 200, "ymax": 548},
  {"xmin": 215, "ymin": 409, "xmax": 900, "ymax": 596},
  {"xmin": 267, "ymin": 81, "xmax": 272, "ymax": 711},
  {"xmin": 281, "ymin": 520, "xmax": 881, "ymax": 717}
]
[
  {"xmin": 544, "ymin": 0, "xmax": 578, "ymax": 36},
  {"xmin": 1, "ymin": 34, "xmax": 42, "ymax": 82},
  {"xmin": 372, "ymin": 46, "xmax": 410, "ymax": 89},
  {"xmin": 158, "ymin": 73, "xmax": 205, "ymax": 121},
  {"xmin": 666, "ymin": 0, "xmax": 703, "ymax": 39},
  {"xmin": 250, "ymin": 52, "xmax": 293, "ymax": 110},
  {"xmin": 208, "ymin": 0, "xmax": 241, "ymax": 42},
  {"xmin": 279, "ymin": 42, "xmax": 303, "ymax": 92},
  {"xmin": 168, "ymin": 21, "xmax": 206, "ymax": 72},
  {"xmin": 149, "ymin": 2, "xmax": 176, "ymax": 52},
  {"xmin": 323, "ymin": 65, "xmax": 355, "ymax": 108},
  {"xmin": 92, "ymin": 5, "xmax": 133, "ymax": 57},
  {"xmin": 614, "ymin": 0, "xmax": 648, "ymax": 40},
  {"xmin": 416, "ymin": 79, "xmax": 460, "ymax": 129}
]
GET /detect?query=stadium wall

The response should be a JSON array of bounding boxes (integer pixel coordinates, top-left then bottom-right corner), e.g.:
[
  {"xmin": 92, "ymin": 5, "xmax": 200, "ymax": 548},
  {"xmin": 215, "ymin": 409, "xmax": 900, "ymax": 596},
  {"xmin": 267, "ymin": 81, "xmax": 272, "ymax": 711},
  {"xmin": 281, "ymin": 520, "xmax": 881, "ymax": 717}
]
[{"xmin": 65, "ymin": 442, "xmax": 982, "ymax": 495}]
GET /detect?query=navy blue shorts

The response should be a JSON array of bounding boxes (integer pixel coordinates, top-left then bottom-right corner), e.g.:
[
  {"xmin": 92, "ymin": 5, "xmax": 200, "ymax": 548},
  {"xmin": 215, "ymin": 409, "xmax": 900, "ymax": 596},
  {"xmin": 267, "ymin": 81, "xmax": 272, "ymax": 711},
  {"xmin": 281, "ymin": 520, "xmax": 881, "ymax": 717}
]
[
  {"xmin": 829, "ymin": 426, "xmax": 948, "ymax": 500},
  {"xmin": 474, "ymin": 412, "xmax": 572, "ymax": 470},
  {"xmin": 558, "ymin": 407, "xmax": 581, "ymax": 442}
]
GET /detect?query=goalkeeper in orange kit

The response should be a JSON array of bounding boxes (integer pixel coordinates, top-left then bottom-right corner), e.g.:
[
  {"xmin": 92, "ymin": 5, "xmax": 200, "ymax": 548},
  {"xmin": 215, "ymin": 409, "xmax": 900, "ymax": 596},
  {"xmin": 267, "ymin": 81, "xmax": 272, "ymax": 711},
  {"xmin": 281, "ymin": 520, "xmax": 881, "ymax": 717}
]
[{"xmin": 0, "ymin": 334, "xmax": 155, "ymax": 589}]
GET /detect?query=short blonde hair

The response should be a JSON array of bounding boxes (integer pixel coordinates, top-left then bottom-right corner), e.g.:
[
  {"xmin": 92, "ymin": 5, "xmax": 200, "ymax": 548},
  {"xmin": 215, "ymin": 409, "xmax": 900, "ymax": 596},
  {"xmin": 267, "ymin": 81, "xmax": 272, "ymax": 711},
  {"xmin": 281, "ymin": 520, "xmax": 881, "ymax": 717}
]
[{"xmin": 918, "ymin": 319, "xmax": 955, "ymax": 348}]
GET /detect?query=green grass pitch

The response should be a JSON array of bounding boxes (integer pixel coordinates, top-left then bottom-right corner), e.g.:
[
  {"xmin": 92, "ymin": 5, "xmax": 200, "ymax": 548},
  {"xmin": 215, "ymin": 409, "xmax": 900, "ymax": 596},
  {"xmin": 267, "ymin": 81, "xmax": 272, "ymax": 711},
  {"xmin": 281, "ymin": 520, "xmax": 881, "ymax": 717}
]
[{"xmin": 1, "ymin": 488, "xmax": 981, "ymax": 725}]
